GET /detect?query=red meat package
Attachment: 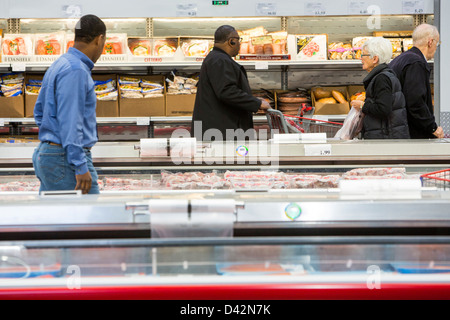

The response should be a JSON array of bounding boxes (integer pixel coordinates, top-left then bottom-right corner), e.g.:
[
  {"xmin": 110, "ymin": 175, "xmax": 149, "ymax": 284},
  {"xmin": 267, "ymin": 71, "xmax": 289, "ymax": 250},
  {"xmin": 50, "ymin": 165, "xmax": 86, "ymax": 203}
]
[
  {"xmin": 2, "ymin": 34, "xmax": 33, "ymax": 56},
  {"xmin": 294, "ymin": 34, "xmax": 328, "ymax": 61},
  {"xmin": 35, "ymin": 33, "xmax": 64, "ymax": 55}
]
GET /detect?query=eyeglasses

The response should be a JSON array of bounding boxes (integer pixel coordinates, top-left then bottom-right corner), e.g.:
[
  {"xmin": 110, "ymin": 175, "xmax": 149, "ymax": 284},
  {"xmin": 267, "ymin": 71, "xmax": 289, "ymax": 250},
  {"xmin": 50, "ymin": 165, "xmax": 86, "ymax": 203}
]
[
  {"xmin": 433, "ymin": 39, "xmax": 442, "ymax": 47},
  {"xmin": 229, "ymin": 37, "xmax": 243, "ymax": 43},
  {"xmin": 360, "ymin": 54, "xmax": 371, "ymax": 57}
]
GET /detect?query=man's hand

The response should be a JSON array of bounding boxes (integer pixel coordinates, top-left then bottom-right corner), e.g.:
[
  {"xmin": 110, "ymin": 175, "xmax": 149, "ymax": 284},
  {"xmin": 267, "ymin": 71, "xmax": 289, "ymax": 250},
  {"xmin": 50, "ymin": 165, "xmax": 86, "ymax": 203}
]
[
  {"xmin": 259, "ymin": 99, "xmax": 271, "ymax": 112},
  {"xmin": 75, "ymin": 171, "xmax": 92, "ymax": 194},
  {"xmin": 433, "ymin": 126, "xmax": 445, "ymax": 139}
]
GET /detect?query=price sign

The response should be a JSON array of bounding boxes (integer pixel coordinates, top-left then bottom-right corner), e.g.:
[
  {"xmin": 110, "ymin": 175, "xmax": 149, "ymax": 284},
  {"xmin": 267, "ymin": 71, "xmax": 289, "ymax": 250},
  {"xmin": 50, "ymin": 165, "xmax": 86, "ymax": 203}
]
[
  {"xmin": 136, "ymin": 117, "xmax": 150, "ymax": 126},
  {"xmin": 305, "ymin": 2, "xmax": 327, "ymax": 16},
  {"xmin": 256, "ymin": 3, "xmax": 277, "ymax": 16},
  {"xmin": 255, "ymin": 61, "xmax": 269, "ymax": 70},
  {"xmin": 304, "ymin": 144, "xmax": 332, "ymax": 156},
  {"xmin": 347, "ymin": 1, "xmax": 369, "ymax": 15},
  {"xmin": 402, "ymin": 0, "xmax": 425, "ymax": 14},
  {"xmin": 176, "ymin": 3, "xmax": 198, "ymax": 17},
  {"xmin": 11, "ymin": 63, "xmax": 26, "ymax": 72}
]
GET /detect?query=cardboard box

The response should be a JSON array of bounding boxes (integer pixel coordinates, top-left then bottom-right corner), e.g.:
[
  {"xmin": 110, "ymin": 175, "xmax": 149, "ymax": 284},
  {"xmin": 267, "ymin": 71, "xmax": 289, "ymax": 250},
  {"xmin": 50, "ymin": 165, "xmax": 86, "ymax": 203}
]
[
  {"xmin": 119, "ymin": 75, "xmax": 165, "ymax": 117},
  {"xmin": 165, "ymin": 94, "xmax": 196, "ymax": 116},
  {"xmin": 93, "ymin": 74, "xmax": 119, "ymax": 117},
  {"xmin": 0, "ymin": 95, "xmax": 24, "ymax": 118},
  {"xmin": 24, "ymin": 74, "xmax": 43, "ymax": 118},
  {"xmin": 311, "ymin": 86, "xmax": 350, "ymax": 115}
]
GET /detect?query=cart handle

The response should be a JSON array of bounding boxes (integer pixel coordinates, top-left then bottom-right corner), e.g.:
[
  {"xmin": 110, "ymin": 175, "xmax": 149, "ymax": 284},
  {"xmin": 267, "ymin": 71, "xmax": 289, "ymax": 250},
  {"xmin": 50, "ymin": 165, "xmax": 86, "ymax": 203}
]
[{"xmin": 284, "ymin": 114, "xmax": 343, "ymax": 126}]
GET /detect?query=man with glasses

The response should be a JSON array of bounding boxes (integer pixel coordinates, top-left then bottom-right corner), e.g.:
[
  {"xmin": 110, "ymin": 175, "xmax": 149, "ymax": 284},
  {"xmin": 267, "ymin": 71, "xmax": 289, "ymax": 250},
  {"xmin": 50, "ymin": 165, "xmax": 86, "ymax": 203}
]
[
  {"xmin": 390, "ymin": 23, "xmax": 444, "ymax": 139},
  {"xmin": 191, "ymin": 25, "xmax": 271, "ymax": 141}
]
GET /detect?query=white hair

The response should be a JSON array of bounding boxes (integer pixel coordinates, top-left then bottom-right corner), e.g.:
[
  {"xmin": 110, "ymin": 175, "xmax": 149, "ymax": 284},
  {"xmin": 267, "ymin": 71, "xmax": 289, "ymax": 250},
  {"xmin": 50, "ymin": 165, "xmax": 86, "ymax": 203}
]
[
  {"xmin": 413, "ymin": 23, "xmax": 439, "ymax": 47},
  {"xmin": 362, "ymin": 37, "xmax": 393, "ymax": 64}
]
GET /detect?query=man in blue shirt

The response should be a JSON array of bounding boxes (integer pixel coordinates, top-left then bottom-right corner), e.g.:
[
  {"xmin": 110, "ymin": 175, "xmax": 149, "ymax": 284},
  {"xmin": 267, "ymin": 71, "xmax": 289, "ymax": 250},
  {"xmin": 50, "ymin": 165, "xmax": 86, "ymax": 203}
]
[{"xmin": 33, "ymin": 15, "xmax": 106, "ymax": 194}]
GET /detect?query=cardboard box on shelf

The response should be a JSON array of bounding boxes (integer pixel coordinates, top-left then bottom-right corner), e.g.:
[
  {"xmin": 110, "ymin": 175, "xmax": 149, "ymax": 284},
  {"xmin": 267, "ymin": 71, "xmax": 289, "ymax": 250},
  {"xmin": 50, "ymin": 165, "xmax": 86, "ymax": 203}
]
[
  {"xmin": 93, "ymin": 74, "xmax": 119, "ymax": 117},
  {"xmin": 165, "ymin": 94, "xmax": 196, "ymax": 116},
  {"xmin": 119, "ymin": 75, "xmax": 165, "ymax": 117},
  {"xmin": 24, "ymin": 74, "xmax": 43, "ymax": 118},
  {"xmin": 311, "ymin": 86, "xmax": 350, "ymax": 115},
  {"xmin": 0, "ymin": 95, "xmax": 25, "ymax": 118}
]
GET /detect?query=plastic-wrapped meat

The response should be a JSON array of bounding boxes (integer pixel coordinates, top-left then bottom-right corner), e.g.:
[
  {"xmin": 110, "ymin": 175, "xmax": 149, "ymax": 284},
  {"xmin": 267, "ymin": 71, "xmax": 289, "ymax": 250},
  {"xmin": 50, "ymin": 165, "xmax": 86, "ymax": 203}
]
[
  {"xmin": 343, "ymin": 167, "xmax": 406, "ymax": 177},
  {"xmin": 342, "ymin": 174, "xmax": 405, "ymax": 180},
  {"xmin": 285, "ymin": 174, "xmax": 340, "ymax": 189}
]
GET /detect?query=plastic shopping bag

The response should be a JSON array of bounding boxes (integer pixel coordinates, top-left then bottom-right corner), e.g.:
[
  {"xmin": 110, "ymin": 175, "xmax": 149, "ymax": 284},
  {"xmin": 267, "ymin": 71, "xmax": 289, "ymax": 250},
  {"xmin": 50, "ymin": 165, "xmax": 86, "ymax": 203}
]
[{"xmin": 334, "ymin": 107, "xmax": 364, "ymax": 140}]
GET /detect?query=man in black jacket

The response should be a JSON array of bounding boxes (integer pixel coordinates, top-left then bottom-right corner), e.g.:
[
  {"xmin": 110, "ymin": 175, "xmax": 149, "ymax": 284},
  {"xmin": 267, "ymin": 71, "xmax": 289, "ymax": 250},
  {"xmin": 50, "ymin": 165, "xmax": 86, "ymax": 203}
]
[
  {"xmin": 191, "ymin": 25, "xmax": 270, "ymax": 141},
  {"xmin": 389, "ymin": 23, "xmax": 444, "ymax": 139}
]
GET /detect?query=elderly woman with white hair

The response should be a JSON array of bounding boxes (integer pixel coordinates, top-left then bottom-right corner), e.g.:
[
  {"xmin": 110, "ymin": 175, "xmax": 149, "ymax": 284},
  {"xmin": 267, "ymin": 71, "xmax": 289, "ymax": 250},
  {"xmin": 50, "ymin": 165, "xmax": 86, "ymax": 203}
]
[{"xmin": 351, "ymin": 37, "xmax": 410, "ymax": 139}]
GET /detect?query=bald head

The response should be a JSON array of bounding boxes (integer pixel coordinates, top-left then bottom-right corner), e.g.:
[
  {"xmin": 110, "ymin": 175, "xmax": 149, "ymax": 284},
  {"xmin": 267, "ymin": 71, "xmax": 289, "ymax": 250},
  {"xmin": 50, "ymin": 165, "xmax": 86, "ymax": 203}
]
[{"xmin": 413, "ymin": 24, "xmax": 439, "ymax": 47}]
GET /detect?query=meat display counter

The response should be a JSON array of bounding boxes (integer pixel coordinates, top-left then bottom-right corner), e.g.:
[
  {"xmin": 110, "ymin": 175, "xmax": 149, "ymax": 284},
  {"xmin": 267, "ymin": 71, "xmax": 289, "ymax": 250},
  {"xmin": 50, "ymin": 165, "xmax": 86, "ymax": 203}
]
[
  {"xmin": 1, "ymin": 138, "xmax": 450, "ymax": 299},
  {"xmin": 0, "ymin": 234, "xmax": 449, "ymax": 300}
]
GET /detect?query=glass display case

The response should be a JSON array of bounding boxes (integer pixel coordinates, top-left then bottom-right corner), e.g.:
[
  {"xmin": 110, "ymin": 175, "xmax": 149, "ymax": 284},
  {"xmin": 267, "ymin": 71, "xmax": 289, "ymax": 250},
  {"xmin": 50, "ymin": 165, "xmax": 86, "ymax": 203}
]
[{"xmin": 0, "ymin": 236, "xmax": 449, "ymax": 300}]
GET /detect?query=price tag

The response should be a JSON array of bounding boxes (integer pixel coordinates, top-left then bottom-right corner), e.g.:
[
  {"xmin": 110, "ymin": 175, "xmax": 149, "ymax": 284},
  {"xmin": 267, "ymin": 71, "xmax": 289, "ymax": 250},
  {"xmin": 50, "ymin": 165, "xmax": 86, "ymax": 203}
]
[
  {"xmin": 347, "ymin": 1, "xmax": 369, "ymax": 15},
  {"xmin": 255, "ymin": 61, "xmax": 269, "ymax": 70},
  {"xmin": 0, "ymin": 119, "xmax": 4, "ymax": 127},
  {"xmin": 304, "ymin": 144, "xmax": 332, "ymax": 156},
  {"xmin": 11, "ymin": 63, "xmax": 26, "ymax": 72},
  {"xmin": 255, "ymin": 3, "xmax": 277, "ymax": 16},
  {"xmin": 402, "ymin": 0, "xmax": 425, "ymax": 14},
  {"xmin": 305, "ymin": 2, "xmax": 327, "ymax": 16},
  {"xmin": 176, "ymin": 3, "xmax": 198, "ymax": 17},
  {"xmin": 136, "ymin": 117, "xmax": 150, "ymax": 125}
]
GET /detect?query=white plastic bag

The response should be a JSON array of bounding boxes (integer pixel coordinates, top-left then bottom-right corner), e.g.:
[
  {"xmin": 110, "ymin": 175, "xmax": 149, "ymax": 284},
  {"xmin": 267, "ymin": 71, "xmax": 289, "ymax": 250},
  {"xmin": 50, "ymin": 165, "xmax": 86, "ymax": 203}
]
[{"xmin": 334, "ymin": 107, "xmax": 365, "ymax": 140}]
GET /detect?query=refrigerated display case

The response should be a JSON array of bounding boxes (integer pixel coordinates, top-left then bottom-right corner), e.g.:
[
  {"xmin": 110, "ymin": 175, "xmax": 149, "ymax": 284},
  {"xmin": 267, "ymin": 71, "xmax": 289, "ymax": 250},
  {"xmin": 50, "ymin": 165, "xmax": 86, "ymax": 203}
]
[{"xmin": 0, "ymin": 0, "xmax": 449, "ymax": 300}]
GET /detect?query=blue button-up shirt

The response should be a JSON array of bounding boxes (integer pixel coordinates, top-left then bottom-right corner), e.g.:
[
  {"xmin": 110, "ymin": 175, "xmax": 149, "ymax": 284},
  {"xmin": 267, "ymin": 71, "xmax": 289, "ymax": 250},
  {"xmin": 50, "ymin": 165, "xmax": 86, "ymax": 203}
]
[{"xmin": 34, "ymin": 47, "xmax": 97, "ymax": 175}]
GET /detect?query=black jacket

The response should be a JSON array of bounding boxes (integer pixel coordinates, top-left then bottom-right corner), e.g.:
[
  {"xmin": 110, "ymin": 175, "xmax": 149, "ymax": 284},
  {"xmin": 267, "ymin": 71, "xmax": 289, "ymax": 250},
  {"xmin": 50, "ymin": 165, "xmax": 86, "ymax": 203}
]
[
  {"xmin": 191, "ymin": 47, "xmax": 260, "ymax": 141},
  {"xmin": 389, "ymin": 47, "xmax": 437, "ymax": 139},
  {"xmin": 361, "ymin": 64, "xmax": 410, "ymax": 139}
]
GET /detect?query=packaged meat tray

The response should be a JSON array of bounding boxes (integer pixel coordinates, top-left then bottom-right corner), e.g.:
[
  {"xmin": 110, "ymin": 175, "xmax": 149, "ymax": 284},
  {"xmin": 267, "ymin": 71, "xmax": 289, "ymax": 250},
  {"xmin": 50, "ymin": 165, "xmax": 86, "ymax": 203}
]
[
  {"xmin": 34, "ymin": 33, "xmax": 64, "ymax": 63},
  {"xmin": 128, "ymin": 38, "xmax": 152, "ymax": 56},
  {"xmin": 328, "ymin": 42, "xmax": 355, "ymax": 60},
  {"xmin": 153, "ymin": 38, "xmax": 179, "ymax": 57},
  {"xmin": 238, "ymin": 28, "xmax": 289, "ymax": 60},
  {"xmin": 97, "ymin": 34, "xmax": 127, "ymax": 63},
  {"xmin": 289, "ymin": 34, "xmax": 328, "ymax": 61},
  {"xmin": 2, "ymin": 34, "xmax": 34, "ymax": 63},
  {"xmin": 127, "ymin": 37, "xmax": 152, "ymax": 61},
  {"xmin": 180, "ymin": 38, "xmax": 213, "ymax": 58}
]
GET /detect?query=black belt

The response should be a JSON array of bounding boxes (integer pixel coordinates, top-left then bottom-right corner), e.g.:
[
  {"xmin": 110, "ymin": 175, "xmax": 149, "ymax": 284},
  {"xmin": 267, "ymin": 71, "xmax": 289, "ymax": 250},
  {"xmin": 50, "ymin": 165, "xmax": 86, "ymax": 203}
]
[{"xmin": 43, "ymin": 141, "xmax": 91, "ymax": 151}]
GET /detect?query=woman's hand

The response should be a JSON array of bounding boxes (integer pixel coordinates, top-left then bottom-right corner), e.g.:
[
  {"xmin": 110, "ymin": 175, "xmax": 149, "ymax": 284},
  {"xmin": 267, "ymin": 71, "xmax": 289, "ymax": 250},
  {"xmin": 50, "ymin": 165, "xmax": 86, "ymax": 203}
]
[{"xmin": 351, "ymin": 100, "xmax": 364, "ymax": 111}]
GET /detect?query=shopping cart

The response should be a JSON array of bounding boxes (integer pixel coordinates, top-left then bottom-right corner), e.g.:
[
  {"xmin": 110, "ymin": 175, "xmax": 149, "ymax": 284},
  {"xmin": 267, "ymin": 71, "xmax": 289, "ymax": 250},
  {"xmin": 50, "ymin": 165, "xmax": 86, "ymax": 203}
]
[
  {"xmin": 266, "ymin": 108, "xmax": 343, "ymax": 138},
  {"xmin": 421, "ymin": 169, "xmax": 450, "ymax": 190}
]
